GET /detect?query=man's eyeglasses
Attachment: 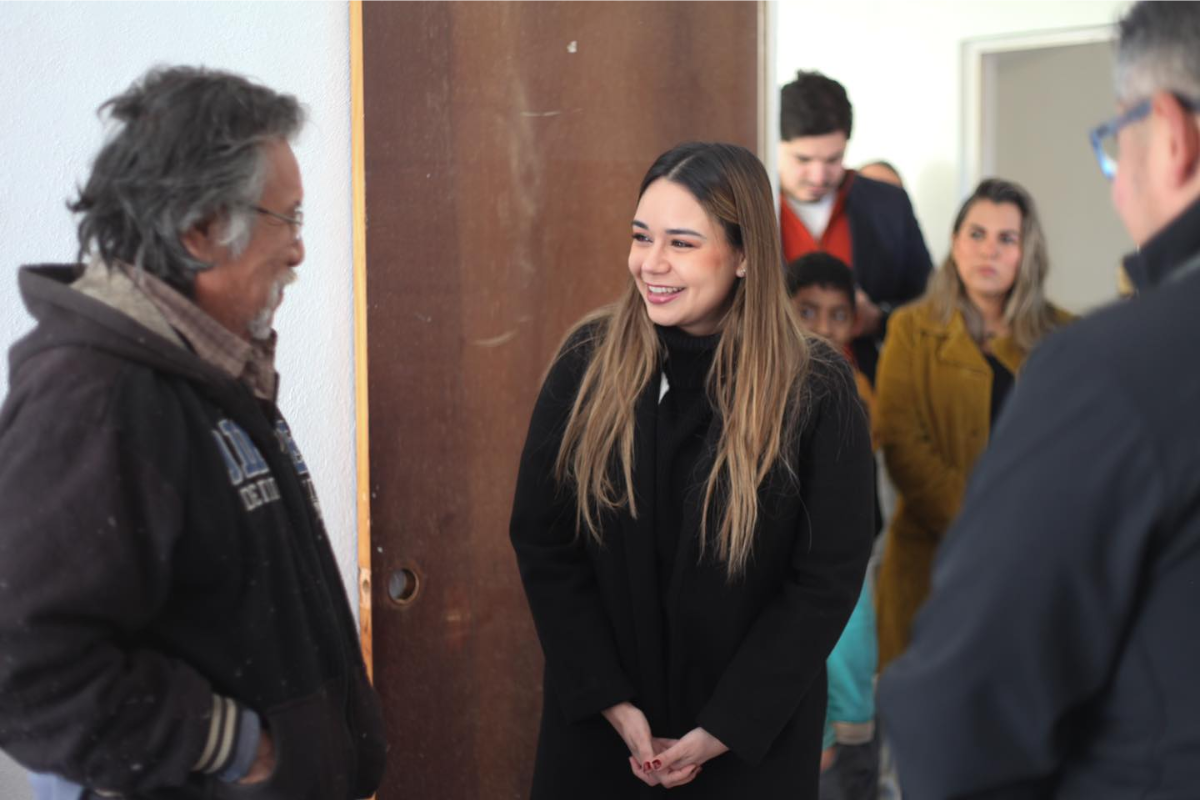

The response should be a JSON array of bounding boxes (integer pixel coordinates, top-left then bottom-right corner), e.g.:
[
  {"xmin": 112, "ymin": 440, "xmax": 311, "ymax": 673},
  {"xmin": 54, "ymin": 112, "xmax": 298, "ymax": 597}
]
[
  {"xmin": 1089, "ymin": 95, "xmax": 1200, "ymax": 181},
  {"xmin": 252, "ymin": 205, "xmax": 304, "ymax": 242}
]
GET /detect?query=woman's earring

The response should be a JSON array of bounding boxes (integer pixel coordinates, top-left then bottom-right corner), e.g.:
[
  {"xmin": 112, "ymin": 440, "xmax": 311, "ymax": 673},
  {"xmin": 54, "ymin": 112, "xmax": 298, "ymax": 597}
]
[{"xmin": 736, "ymin": 268, "xmax": 746, "ymax": 278}]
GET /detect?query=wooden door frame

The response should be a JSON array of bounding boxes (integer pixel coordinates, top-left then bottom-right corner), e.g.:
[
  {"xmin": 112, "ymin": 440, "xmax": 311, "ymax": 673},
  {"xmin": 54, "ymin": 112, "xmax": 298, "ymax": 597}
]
[
  {"xmin": 350, "ymin": 0, "xmax": 374, "ymax": 680},
  {"xmin": 761, "ymin": 0, "xmax": 779, "ymax": 203}
]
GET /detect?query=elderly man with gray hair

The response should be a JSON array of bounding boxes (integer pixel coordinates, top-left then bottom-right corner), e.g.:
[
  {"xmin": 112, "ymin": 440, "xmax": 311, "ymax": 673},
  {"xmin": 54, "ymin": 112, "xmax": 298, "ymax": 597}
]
[
  {"xmin": 878, "ymin": 3, "xmax": 1200, "ymax": 798},
  {"xmin": 0, "ymin": 67, "xmax": 385, "ymax": 800}
]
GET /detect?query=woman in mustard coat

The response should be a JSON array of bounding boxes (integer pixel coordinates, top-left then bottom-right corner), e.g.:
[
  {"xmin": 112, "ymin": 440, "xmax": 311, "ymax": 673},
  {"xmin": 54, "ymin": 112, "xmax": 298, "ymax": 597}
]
[{"xmin": 874, "ymin": 179, "xmax": 1072, "ymax": 670}]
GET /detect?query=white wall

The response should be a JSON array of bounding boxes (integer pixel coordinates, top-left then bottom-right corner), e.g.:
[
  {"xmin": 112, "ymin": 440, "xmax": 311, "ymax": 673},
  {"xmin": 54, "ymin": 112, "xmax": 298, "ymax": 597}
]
[
  {"xmin": 775, "ymin": 0, "xmax": 1129, "ymax": 264},
  {"xmin": 0, "ymin": 3, "xmax": 353, "ymax": 794}
]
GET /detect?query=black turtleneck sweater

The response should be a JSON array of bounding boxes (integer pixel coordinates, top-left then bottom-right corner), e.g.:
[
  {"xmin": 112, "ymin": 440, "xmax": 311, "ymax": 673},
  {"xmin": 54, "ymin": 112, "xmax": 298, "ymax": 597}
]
[
  {"xmin": 983, "ymin": 352, "xmax": 1014, "ymax": 426},
  {"xmin": 653, "ymin": 325, "xmax": 720, "ymax": 594}
]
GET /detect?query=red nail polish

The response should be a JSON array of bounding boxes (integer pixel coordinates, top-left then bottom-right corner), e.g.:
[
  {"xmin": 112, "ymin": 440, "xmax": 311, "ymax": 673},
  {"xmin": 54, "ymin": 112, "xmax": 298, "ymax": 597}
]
[
  {"xmin": 652, "ymin": 760, "xmax": 662, "ymax": 770},
  {"xmin": 644, "ymin": 762, "xmax": 652, "ymax": 772}
]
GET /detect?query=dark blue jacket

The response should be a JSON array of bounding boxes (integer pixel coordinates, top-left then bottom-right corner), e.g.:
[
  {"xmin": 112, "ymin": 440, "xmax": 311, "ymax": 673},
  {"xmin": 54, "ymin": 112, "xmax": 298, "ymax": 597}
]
[{"xmin": 879, "ymin": 196, "xmax": 1200, "ymax": 799}]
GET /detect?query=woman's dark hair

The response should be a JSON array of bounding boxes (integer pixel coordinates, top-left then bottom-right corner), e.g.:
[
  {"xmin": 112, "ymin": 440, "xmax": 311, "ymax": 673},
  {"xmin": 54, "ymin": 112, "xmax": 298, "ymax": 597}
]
[
  {"xmin": 637, "ymin": 141, "xmax": 754, "ymax": 251},
  {"xmin": 70, "ymin": 66, "xmax": 305, "ymax": 293}
]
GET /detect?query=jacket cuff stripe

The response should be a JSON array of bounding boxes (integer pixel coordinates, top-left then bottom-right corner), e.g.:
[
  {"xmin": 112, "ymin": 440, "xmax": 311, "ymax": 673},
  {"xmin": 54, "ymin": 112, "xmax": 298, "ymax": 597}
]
[
  {"xmin": 195, "ymin": 695, "xmax": 240, "ymax": 774},
  {"xmin": 832, "ymin": 720, "xmax": 876, "ymax": 746},
  {"xmin": 194, "ymin": 695, "xmax": 223, "ymax": 773}
]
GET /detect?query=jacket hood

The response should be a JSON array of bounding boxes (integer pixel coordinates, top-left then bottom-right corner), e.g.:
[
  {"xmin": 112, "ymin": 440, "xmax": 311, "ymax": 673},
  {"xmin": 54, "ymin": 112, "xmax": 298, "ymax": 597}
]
[{"xmin": 11, "ymin": 264, "xmax": 224, "ymax": 388}]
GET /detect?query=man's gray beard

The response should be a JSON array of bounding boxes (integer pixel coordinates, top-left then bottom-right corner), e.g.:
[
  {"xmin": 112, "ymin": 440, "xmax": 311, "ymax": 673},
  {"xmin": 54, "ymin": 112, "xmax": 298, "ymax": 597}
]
[{"xmin": 248, "ymin": 270, "xmax": 298, "ymax": 341}]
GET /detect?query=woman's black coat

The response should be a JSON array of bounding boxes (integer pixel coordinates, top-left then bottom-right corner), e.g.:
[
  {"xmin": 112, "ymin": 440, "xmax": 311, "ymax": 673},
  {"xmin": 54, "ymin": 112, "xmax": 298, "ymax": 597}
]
[{"xmin": 510, "ymin": 328, "xmax": 876, "ymax": 799}]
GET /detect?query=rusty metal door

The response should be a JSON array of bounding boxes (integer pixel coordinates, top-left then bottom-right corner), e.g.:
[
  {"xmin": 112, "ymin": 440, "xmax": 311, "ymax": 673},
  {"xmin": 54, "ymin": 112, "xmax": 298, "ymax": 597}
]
[{"xmin": 360, "ymin": 4, "xmax": 762, "ymax": 796}]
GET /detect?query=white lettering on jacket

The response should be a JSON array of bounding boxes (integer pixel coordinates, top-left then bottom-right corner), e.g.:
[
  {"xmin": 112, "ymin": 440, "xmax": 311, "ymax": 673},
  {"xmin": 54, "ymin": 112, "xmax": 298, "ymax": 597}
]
[
  {"xmin": 209, "ymin": 418, "xmax": 323, "ymax": 521},
  {"xmin": 211, "ymin": 419, "xmax": 281, "ymax": 514},
  {"xmin": 274, "ymin": 419, "xmax": 323, "ymax": 522}
]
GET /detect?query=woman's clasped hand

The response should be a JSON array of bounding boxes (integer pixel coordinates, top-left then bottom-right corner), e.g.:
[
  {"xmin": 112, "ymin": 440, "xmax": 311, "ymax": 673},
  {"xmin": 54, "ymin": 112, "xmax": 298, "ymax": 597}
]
[{"xmin": 602, "ymin": 702, "xmax": 728, "ymax": 789}]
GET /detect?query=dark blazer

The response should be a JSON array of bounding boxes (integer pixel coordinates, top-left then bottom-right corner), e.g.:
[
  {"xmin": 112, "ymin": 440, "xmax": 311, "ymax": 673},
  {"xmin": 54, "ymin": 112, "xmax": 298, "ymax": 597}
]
[
  {"xmin": 510, "ymin": 329, "xmax": 876, "ymax": 799},
  {"xmin": 844, "ymin": 176, "xmax": 933, "ymax": 382}
]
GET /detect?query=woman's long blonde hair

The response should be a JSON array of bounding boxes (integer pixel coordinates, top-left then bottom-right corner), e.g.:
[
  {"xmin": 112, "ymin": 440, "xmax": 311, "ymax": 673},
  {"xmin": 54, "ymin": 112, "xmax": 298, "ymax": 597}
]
[
  {"xmin": 926, "ymin": 178, "xmax": 1060, "ymax": 351},
  {"xmin": 552, "ymin": 142, "xmax": 812, "ymax": 579}
]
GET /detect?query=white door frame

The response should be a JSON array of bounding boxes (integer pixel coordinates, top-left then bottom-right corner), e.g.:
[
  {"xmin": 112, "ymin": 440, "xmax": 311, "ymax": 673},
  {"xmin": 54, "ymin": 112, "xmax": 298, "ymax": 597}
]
[
  {"xmin": 961, "ymin": 25, "xmax": 1115, "ymax": 196},
  {"xmin": 763, "ymin": 0, "xmax": 780, "ymax": 212}
]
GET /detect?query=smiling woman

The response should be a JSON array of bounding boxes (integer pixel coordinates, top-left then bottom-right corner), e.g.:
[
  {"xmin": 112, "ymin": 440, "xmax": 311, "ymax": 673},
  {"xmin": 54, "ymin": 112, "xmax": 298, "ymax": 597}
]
[
  {"xmin": 628, "ymin": 179, "xmax": 744, "ymax": 336},
  {"xmin": 509, "ymin": 142, "xmax": 877, "ymax": 799}
]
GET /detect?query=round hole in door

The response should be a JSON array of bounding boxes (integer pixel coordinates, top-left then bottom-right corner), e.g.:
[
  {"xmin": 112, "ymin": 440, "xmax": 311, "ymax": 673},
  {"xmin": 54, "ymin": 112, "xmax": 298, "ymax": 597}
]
[{"xmin": 387, "ymin": 567, "xmax": 420, "ymax": 607}]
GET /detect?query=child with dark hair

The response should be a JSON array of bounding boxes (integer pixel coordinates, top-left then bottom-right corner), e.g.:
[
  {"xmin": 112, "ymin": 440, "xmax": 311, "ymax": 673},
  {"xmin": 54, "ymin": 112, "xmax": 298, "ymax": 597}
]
[
  {"xmin": 787, "ymin": 252, "xmax": 880, "ymax": 800},
  {"xmin": 786, "ymin": 253, "xmax": 873, "ymax": 415}
]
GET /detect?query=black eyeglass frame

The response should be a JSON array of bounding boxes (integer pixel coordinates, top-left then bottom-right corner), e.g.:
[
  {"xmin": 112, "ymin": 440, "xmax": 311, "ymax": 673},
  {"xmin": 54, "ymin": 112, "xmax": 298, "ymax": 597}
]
[{"xmin": 251, "ymin": 205, "xmax": 304, "ymax": 240}]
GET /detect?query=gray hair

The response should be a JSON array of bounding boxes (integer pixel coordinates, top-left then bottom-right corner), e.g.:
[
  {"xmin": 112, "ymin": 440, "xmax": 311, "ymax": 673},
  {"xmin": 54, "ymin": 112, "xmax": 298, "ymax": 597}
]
[
  {"xmin": 70, "ymin": 66, "xmax": 305, "ymax": 293},
  {"xmin": 1116, "ymin": 2, "xmax": 1200, "ymax": 102}
]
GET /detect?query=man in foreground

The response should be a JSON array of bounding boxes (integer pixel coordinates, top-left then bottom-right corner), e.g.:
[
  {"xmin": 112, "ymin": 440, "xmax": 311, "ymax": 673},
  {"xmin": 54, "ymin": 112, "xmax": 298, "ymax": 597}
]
[{"xmin": 879, "ymin": 3, "xmax": 1200, "ymax": 797}]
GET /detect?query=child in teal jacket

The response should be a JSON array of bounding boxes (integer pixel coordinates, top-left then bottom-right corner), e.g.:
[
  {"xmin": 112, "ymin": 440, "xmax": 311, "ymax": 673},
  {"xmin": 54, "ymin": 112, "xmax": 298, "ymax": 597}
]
[{"xmin": 787, "ymin": 253, "xmax": 880, "ymax": 800}]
